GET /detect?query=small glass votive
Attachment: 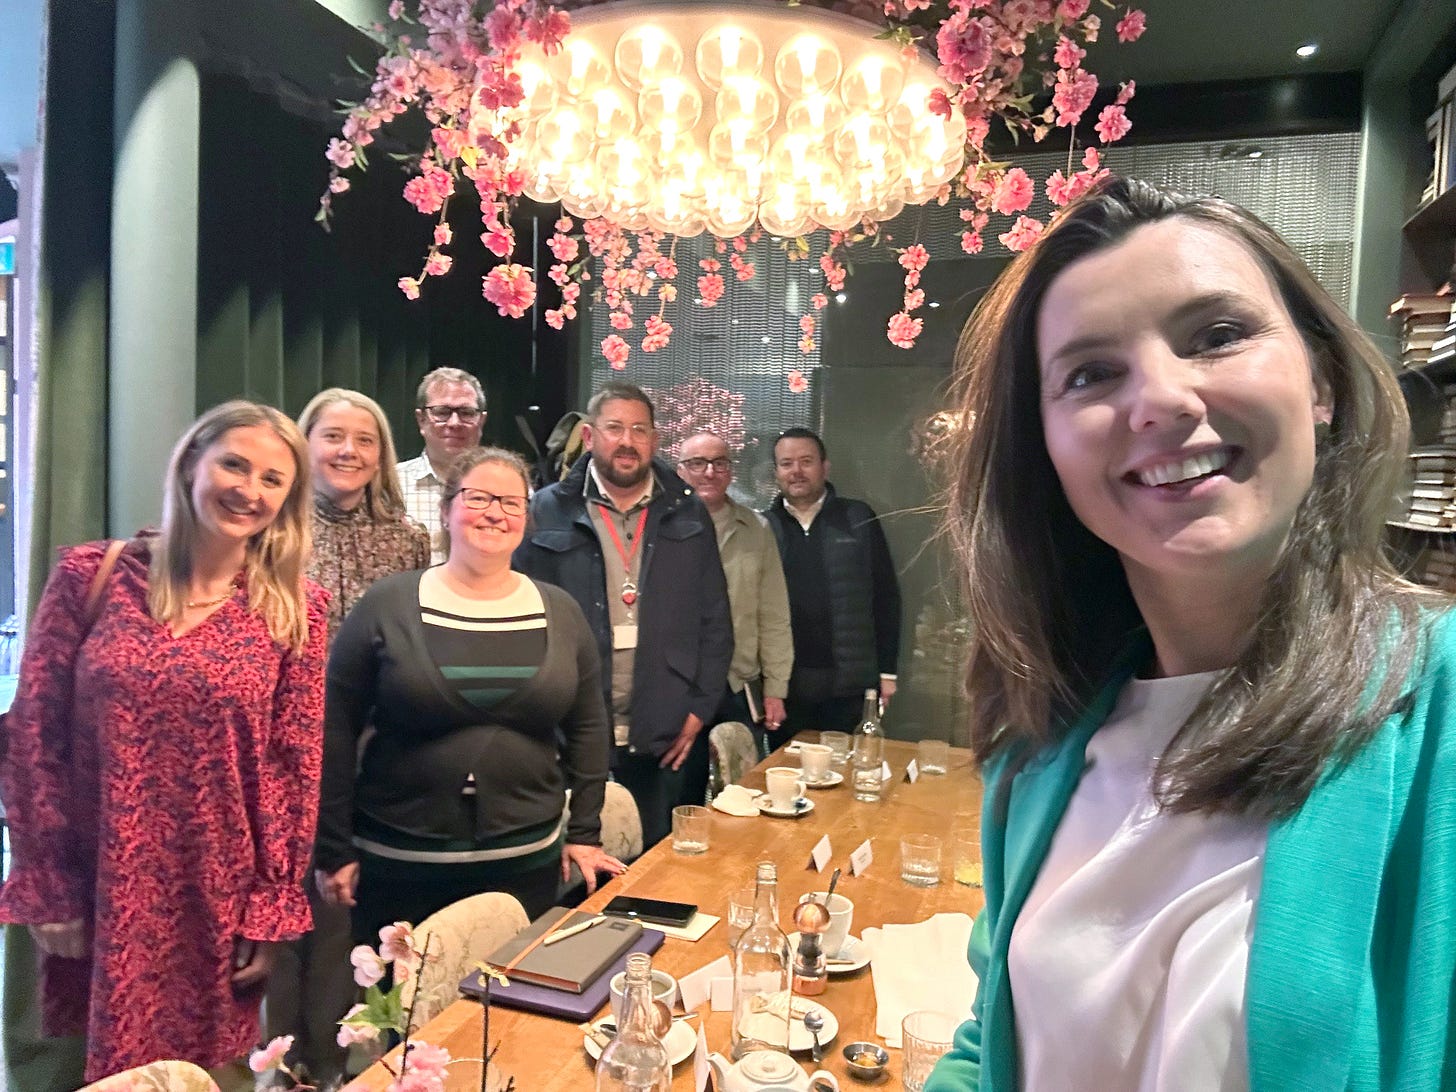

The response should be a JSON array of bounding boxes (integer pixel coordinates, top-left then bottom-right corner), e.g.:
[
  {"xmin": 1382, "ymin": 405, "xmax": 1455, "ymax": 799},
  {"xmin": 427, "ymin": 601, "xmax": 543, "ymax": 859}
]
[
  {"xmin": 901, "ymin": 1010, "xmax": 958, "ymax": 1091},
  {"xmin": 951, "ymin": 829, "xmax": 982, "ymax": 889},
  {"xmin": 899, "ymin": 834, "xmax": 941, "ymax": 887},
  {"xmin": 727, "ymin": 884, "xmax": 756, "ymax": 947},
  {"xmin": 671, "ymin": 804, "xmax": 711, "ymax": 854},
  {"xmin": 821, "ymin": 731, "xmax": 851, "ymax": 769},
  {"xmin": 918, "ymin": 738, "xmax": 949, "ymax": 775}
]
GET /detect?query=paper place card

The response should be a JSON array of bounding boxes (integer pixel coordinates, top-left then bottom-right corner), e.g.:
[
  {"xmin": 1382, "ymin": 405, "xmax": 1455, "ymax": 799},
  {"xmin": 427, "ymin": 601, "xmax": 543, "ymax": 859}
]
[
  {"xmin": 906, "ymin": 759, "xmax": 920, "ymax": 783},
  {"xmin": 850, "ymin": 838, "xmax": 874, "ymax": 876},
  {"xmin": 650, "ymin": 911, "xmax": 721, "ymax": 943},
  {"xmin": 679, "ymin": 955, "xmax": 731, "ymax": 1012},
  {"xmin": 710, "ymin": 976, "xmax": 735, "ymax": 1011},
  {"xmin": 880, "ymin": 760, "xmax": 892, "ymax": 783},
  {"xmin": 811, "ymin": 834, "xmax": 832, "ymax": 872},
  {"xmin": 694, "ymin": 1024, "xmax": 711, "ymax": 1092}
]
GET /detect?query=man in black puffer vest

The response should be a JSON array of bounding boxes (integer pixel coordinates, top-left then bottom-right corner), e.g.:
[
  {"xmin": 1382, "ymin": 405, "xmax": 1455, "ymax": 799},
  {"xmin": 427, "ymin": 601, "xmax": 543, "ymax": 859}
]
[{"xmin": 763, "ymin": 428, "xmax": 901, "ymax": 741}]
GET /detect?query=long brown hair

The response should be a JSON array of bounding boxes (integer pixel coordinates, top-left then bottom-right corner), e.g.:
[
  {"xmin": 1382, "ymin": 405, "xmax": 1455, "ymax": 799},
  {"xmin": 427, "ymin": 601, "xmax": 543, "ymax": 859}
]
[
  {"xmin": 947, "ymin": 176, "xmax": 1443, "ymax": 818},
  {"xmin": 150, "ymin": 401, "xmax": 313, "ymax": 651}
]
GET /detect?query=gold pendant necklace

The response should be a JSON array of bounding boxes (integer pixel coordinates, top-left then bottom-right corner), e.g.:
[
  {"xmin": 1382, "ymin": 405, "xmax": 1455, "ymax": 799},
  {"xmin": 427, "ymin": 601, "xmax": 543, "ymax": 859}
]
[{"xmin": 185, "ymin": 589, "xmax": 233, "ymax": 609}]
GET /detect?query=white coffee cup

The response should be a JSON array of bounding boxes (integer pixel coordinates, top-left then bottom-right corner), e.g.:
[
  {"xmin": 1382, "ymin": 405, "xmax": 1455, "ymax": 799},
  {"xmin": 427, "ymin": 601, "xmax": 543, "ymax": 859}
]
[
  {"xmin": 799, "ymin": 892, "xmax": 854, "ymax": 957},
  {"xmin": 799, "ymin": 743, "xmax": 833, "ymax": 782},
  {"xmin": 764, "ymin": 766, "xmax": 807, "ymax": 810},
  {"xmin": 609, "ymin": 967, "xmax": 678, "ymax": 1023}
]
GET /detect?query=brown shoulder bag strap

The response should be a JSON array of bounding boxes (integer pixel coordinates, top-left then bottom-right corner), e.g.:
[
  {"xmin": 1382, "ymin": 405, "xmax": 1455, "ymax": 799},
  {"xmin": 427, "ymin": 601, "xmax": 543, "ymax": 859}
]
[{"xmin": 82, "ymin": 539, "xmax": 128, "ymax": 633}]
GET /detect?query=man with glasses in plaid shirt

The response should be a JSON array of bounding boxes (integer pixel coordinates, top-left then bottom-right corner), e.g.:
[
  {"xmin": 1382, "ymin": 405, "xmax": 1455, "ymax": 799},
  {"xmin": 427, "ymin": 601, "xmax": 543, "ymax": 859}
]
[{"xmin": 395, "ymin": 367, "xmax": 487, "ymax": 562}]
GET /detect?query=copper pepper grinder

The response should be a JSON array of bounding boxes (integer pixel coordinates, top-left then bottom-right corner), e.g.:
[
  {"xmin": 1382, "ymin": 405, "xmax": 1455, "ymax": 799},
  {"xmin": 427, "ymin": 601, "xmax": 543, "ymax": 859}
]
[{"xmin": 791, "ymin": 898, "xmax": 829, "ymax": 996}]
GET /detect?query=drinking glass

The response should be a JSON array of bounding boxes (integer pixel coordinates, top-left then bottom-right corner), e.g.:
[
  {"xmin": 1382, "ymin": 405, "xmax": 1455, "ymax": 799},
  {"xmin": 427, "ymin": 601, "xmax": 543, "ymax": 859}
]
[
  {"xmin": 899, "ymin": 834, "xmax": 941, "ymax": 887},
  {"xmin": 821, "ymin": 731, "xmax": 851, "ymax": 769},
  {"xmin": 671, "ymin": 804, "xmax": 711, "ymax": 854},
  {"xmin": 901, "ymin": 1010, "xmax": 958, "ymax": 1091},
  {"xmin": 952, "ymin": 828, "xmax": 982, "ymax": 889},
  {"xmin": 917, "ymin": 738, "xmax": 949, "ymax": 775},
  {"xmin": 727, "ymin": 885, "xmax": 756, "ymax": 948}
]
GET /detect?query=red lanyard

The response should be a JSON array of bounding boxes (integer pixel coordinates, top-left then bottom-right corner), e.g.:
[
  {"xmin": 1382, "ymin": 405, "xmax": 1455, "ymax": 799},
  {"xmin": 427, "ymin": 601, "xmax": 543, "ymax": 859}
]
[{"xmin": 597, "ymin": 505, "xmax": 648, "ymax": 608}]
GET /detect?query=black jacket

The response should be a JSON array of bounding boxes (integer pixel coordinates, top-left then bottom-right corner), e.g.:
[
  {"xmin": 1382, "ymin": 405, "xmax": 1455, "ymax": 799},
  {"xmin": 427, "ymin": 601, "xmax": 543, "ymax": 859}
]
[
  {"xmin": 764, "ymin": 483, "xmax": 901, "ymax": 696},
  {"xmin": 513, "ymin": 455, "xmax": 734, "ymax": 758}
]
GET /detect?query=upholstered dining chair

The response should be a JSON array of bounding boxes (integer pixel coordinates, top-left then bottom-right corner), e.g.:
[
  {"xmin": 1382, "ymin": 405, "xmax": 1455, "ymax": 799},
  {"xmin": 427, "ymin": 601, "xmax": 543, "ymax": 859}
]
[
  {"xmin": 79, "ymin": 1059, "xmax": 220, "ymax": 1091},
  {"xmin": 557, "ymin": 780, "xmax": 644, "ymax": 905},
  {"xmin": 398, "ymin": 891, "xmax": 531, "ymax": 1025},
  {"xmin": 708, "ymin": 721, "xmax": 760, "ymax": 800}
]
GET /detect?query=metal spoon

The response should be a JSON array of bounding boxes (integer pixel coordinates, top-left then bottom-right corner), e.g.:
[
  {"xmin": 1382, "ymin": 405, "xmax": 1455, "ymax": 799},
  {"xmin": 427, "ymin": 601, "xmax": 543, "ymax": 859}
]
[
  {"xmin": 803, "ymin": 1010, "xmax": 825, "ymax": 1063},
  {"xmin": 811, "ymin": 1081, "xmax": 836, "ymax": 1092},
  {"xmin": 825, "ymin": 867, "xmax": 842, "ymax": 904}
]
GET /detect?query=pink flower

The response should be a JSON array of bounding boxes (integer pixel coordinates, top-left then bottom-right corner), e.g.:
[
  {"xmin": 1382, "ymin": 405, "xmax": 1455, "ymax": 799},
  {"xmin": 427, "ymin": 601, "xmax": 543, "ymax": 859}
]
[
  {"xmin": 642, "ymin": 315, "xmax": 673, "ymax": 353},
  {"xmin": 999, "ymin": 215, "xmax": 1045, "ymax": 252},
  {"xmin": 326, "ymin": 138, "xmax": 356, "ymax": 169},
  {"xmin": 329, "ymin": 176, "xmax": 351, "ymax": 194},
  {"xmin": 481, "ymin": 228, "xmax": 514, "ymax": 258},
  {"xmin": 602, "ymin": 334, "xmax": 630, "ymax": 369},
  {"xmin": 402, "ymin": 166, "xmax": 452, "ymax": 214},
  {"xmin": 734, "ymin": 261, "xmax": 756, "ymax": 282},
  {"xmin": 378, "ymin": 922, "xmax": 418, "ymax": 966},
  {"xmin": 337, "ymin": 1005, "xmax": 381, "ymax": 1048},
  {"xmin": 812, "ymin": 293, "xmax": 828, "ymax": 310},
  {"xmin": 431, "ymin": 127, "xmax": 467, "ymax": 161},
  {"xmin": 484, "ymin": 6, "xmax": 522, "ymax": 50},
  {"xmin": 544, "ymin": 308, "xmax": 567, "ymax": 330},
  {"xmin": 397, "ymin": 277, "xmax": 421, "ymax": 301},
  {"xmin": 798, "ymin": 335, "xmax": 815, "ymax": 354},
  {"xmin": 699, "ymin": 257, "xmax": 721, "ymax": 272},
  {"xmin": 966, "ymin": 113, "xmax": 990, "ymax": 149},
  {"xmin": 898, "ymin": 243, "xmax": 930, "ymax": 274},
  {"xmin": 610, "ymin": 311, "xmax": 633, "ymax": 330},
  {"xmin": 351, "ymin": 944, "xmax": 386, "ymax": 986},
  {"xmin": 433, "ymin": 223, "xmax": 452, "ymax": 246},
  {"xmin": 1094, "ymin": 103, "xmax": 1132, "ymax": 143},
  {"xmin": 249, "ymin": 1036, "xmax": 293, "ymax": 1074},
  {"xmin": 697, "ymin": 273, "xmax": 726, "ymax": 306},
  {"xmin": 1053, "ymin": 37, "xmax": 1085, "ymax": 70},
  {"xmin": 658, "ymin": 283, "xmax": 677, "ymax": 303},
  {"xmin": 887, "ymin": 311, "xmax": 923, "ymax": 350},
  {"xmin": 904, "ymin": 287, "xmax": 925, "ymax": 312},
  {"xmin": 1082, "ymin": 13, "xmax": 1101, "ymax": 40},
  {"xmin": 936, "ymin": 12, "xmax": 993, "ymax": 84},
  {"xmin": 554, "ymin": 216, "xmax": 574, "ymax": 233},
  {"xmin": 392, "ymin": 1072, "xmax": 445, "ymax": 1092},
  {"xmin": 928, "ymin": 88, "xmax": 953, "ymax": 119},
  {"xmin": 483, "ymin": 263, "xmax": 536, "ymax": 318},
  {"xmin": 788, "ymin": 370, "xmax": 810, "ymax": 393},
  {"xmin": 548, "ymin": 263, "xmax": 570, "ymax": 287},
  {"xmin": 387, "ymin": 0, "xmax": 404, "ymax": 18},
  {"xmin": 800, "ymin": 314, "xmax": 815, "ymax": 335},
  {"xmin": 1116, "ymin": 9, "xmax": 1147, "ymax": 43},
  {"xmin": 960, "ymin": 230, "xmax": 984, "ymax": 254},
  {"xmin": 654, "ymin": 256, "xmax": 678, "ymax": 280},
  {"xmin": 1045, "ymin": 169, "xmax": 1075, "ymax": 206},
  {"xmin": 548, "ymin": 233, "xmax": 579, "ymax": 263},
  {"xmin": 1057, "ymin": 0, "xmax": 1091, "ymax": 18},
  {"xmin": 990, "ymin": 168, "xmax": 1035, "ymax": 215},
  {"xmin": 1115, "ymin": 79, "xmax": 1136, "ymax": 105},
  {"xmin": 1052, "ymin": 67, "xmax": 1098, "ymax": 127},
  {"xmin": 525, "ymin": 10, "xmax": 572, "ymax": 56},
  {"xmin": 1083, "ymin": 145, "xmax": 1103, "ymax": 171},
  {"xmin": 406, "ymin": 1042, "xmax": 451, "ymax": 1079}
]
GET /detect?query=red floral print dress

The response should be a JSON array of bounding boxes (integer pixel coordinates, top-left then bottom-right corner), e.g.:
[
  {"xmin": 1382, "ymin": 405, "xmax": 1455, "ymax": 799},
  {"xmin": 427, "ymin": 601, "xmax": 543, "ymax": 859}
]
[{"xmin": 0, "ymin": 539, "xmax": 327, "ymax": 1081}]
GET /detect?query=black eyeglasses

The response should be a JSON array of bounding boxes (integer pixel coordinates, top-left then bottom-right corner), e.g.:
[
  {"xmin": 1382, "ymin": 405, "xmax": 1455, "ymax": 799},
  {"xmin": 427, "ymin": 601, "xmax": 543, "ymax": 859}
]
[
  {"xmin": 678, "ymin": 457, "xmax": 732, "ymax": 473},
  {"xmin": 450, "ymin": 489, "xmax": 528, "ymax": 516},
  {"xmin": 423, "ymin": 404, "xmax": 483, "ymax": 424}
]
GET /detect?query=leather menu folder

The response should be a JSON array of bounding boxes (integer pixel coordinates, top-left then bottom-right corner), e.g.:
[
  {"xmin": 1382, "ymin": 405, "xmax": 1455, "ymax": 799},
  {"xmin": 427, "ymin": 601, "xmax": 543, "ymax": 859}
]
[
  {"xmin": 483, "ymin": 906, "xmax": 643, "ymax": 994},
  {"xmin": 461, "ymin": 927, "xmax": 666, "ymax": 1020}
]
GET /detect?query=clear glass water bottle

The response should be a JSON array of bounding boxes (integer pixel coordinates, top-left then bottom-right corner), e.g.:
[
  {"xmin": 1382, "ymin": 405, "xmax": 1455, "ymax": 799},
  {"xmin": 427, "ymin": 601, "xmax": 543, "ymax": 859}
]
[
  {"xmin": 731, "ymin": 861, "xmax": 793, "ymax": 1060},
  {"xmin": 850, "ymin": 688, "xmax": 884, "ymax": 802},
  {"xmin": 595, "ymin": 952, "xmax": 671, "ymax": 1091}
]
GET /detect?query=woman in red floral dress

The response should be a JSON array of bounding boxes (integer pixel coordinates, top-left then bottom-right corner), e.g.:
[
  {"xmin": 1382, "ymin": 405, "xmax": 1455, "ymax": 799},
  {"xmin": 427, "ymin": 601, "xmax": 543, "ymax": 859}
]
[{"xmin": 0, "ymin": 401, "xmax": 328, "ymax": 1083}]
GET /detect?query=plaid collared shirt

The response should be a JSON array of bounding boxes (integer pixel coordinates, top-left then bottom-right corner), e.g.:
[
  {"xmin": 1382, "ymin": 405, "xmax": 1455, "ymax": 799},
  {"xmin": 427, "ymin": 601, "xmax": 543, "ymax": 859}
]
[{"xmin": 395, "ymin": 453, "xmax": 447, "ymax": 563}]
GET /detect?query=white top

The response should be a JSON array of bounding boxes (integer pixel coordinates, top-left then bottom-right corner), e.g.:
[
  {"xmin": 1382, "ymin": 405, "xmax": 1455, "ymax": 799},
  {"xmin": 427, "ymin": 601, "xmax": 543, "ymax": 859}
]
[
  {"xmin": 1008, "ymin": 671, "xmax": 1267, "ymax": 1092},
  {"xmin": 395, "ymin": 453, "xmax": 447, "ymax": 564}
]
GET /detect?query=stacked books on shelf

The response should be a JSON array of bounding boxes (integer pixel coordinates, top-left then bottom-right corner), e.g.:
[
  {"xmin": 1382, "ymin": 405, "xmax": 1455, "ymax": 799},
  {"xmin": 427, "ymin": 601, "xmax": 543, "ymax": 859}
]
[
  {"xmin": 1390, "ymin": 294, "xmax": 1456, "ymax": 372},
  {"xmin": 1421, "ymin": 60, "xmax": 1456, "ymax": 205},
  {"xmin": 1441, "ymin": 385, "xmax": 1456, "ymax": 446},
  {"xmin": 1414, "ymin": 545, "xmax": 1456, "ymax": 593},
  {"xmin": 1397, "ymin": 448, "xmax": 1456, "ymax": 531}
]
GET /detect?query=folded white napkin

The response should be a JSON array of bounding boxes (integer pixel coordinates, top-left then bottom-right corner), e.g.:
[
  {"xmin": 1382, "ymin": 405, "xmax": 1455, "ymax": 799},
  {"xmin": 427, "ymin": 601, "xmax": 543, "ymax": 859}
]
[
  {"xmin": 862, "ymin": 912, "xmax": 977, "ymax": 1047},
  {"xmin": 711, "ymin": 784, "xmax": 761, "ymax": 816}
]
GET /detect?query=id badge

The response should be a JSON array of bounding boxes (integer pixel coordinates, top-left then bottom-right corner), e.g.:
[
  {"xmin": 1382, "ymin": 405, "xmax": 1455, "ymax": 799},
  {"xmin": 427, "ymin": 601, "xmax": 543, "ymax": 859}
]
[{"xmin": 613, "ymin": 623, "xmax": 639, "ymax": 650}]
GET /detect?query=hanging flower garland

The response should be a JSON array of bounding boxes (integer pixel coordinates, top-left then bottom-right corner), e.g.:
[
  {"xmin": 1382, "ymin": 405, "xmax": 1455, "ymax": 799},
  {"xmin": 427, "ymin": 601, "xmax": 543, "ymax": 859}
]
[{"xmin": 319, "ymin": 0, "xmax": 1146, "ymax": 376}]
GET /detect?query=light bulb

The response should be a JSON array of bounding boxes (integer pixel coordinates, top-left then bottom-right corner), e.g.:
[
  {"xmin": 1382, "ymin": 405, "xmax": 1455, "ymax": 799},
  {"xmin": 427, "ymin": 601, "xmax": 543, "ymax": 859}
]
[
  {"xmin": 695, "ymin": 24, "xmax": 764, "ymax": 90},
  {"xmin": 511, "ymin": 59, "xmax": 557, "ymax": 119},
  {"xmin": 840, "ymin": 54, "xmax": 905, "ymax": 113},
  {"xmin": 585, "ymin": 87, "xmax": 636, "ymax": 142},
  {"xmin": 785, "ymin": 94, "xmax": 845, "ymax": 139},
  {"xmin": 833, "ymin": 114, "xmax": 891, "ymax": 168},
  {"xmin": 708, "ymin": 119, "xmax": 769, "ymax": 169},
  {"xmin": 773, "ymin": 34, "xmax": 842, "ymax": 98},
  {"xmin": 614, "ymin": 25, "xmax": 684, "ymax": 92},
  {"xmin": 536, "ymin": 107, "xmax": 592, "ymax": 163},
  {"xmin": 715, "ymin": 76, "xmax": 779, "ymax": 134},
  {"xmin": 639, "ymin": 76, "xmax": 703, "ymax": 133},
  {"xmin": 554, "ymin": 39, "xmax": 610, "ymax": 100}
]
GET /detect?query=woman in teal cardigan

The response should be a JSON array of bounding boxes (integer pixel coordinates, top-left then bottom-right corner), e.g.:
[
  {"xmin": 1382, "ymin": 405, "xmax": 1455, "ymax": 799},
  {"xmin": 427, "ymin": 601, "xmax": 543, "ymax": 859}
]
[{"xmin": 928, "ymin": 178, "xmax": 1455, "ymax": 1091}]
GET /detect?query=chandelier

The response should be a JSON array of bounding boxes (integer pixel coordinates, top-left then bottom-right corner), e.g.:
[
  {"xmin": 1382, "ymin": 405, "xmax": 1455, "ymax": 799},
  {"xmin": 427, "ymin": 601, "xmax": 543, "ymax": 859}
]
[{"xmin": 506, "ymin": 1, "xmax": 968, "ymax": 238}]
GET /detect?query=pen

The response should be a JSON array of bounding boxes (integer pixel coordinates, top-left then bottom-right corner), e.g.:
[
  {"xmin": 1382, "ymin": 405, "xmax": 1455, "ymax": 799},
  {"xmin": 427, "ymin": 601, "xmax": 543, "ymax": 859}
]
[{"xmin": 543, "ymin": 915, "xmax": 603, "ymax": 946}]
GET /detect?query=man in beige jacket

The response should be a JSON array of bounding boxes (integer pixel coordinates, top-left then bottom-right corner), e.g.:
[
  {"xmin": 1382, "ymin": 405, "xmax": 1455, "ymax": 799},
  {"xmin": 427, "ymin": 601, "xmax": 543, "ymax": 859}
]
[{"xmin": 675, "ymin": 431, "xmax": 794, "ymax": 805}]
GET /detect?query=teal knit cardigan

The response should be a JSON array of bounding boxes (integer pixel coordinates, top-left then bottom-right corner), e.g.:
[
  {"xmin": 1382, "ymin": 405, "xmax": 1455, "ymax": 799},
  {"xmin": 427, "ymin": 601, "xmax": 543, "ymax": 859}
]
[{"xmin": 926, "ymin": 609, "xmax": 1456, "ymax": 1092}]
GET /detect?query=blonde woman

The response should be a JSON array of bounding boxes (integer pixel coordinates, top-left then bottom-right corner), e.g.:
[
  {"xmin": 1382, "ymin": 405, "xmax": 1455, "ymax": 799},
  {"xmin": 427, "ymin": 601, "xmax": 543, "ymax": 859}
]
[
  {"xmin": 298, "ymin": 388, "xmax": 431, "ymax": 638},
  {"xmin": 262, "ymin": 389, "xmax": 429, "ymax": 1086},
  {"xmin": 0, "ymin": 401, "xmax": 328, "ymax": 1083}
]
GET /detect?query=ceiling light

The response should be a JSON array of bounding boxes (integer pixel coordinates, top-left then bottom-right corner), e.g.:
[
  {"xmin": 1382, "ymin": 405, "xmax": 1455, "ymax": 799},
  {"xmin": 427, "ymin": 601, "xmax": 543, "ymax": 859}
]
[
  {"xmin": 510, "ymin": 1, "xmax": 963, "ymax": 238},
  {"xmin": 1295, "ymin": 42, "xmax": 1318, "ymax": 59}
]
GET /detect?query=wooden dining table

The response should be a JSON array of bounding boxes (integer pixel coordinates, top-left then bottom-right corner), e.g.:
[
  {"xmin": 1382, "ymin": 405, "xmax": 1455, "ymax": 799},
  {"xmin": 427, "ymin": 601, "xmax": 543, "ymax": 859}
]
[{"xmin": 347, "ymin": 735, "xmax": 985, "ymax": 1090}]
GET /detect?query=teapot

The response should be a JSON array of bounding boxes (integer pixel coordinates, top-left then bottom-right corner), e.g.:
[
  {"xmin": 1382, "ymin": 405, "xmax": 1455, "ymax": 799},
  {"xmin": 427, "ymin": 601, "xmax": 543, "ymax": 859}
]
[{"xmin": 706, "ymin": 1049, "xmax": 840, "ymax": 1092}]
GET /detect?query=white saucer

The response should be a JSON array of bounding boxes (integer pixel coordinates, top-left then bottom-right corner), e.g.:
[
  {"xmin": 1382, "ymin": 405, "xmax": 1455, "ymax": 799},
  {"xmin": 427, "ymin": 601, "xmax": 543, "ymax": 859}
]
[
  {"xmin": 803, "ymin": 771, "xmax": 843, "ymax": 789},
  {"xmin": 787, "ymin": 932, "xmax": 871, "ymax": 974},
  {"xmin": 584, "ymin": 1017, "xmax": 697, "ymax": 1066},
  {"xmin": 755, "ymin": 793, "xmax": 815, "ymax": 818},
  {"xmin": 737, "ymin": 994, "xmax": 839, "ymax": 1053}
]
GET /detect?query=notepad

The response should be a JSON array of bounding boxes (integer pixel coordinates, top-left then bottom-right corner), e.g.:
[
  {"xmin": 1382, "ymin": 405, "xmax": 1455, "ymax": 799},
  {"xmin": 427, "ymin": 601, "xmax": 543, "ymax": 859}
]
[{"xmin": 484, "ymin": 906, "xmax": 643, "ymax": 993}]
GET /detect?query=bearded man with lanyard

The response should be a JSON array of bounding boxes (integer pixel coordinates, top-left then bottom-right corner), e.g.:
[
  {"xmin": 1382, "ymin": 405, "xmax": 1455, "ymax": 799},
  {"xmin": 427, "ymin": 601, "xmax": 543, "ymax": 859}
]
[{"xmin": 515, "ymin": 381, "xmax": 733, "ymax": 850}]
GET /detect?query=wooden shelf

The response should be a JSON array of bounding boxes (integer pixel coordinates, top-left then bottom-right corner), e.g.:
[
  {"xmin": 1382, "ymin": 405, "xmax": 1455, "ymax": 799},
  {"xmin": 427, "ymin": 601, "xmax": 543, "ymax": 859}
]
[
  {"xmin": 1404, "ymin": 187, "xmax": 1456, "ymax": 286},
  {"xmin": 1388, "ymin": 520, "xmax": 1456, "ymax": 534},
  {"xmin": 1405, "ymin": 185, "xmax": 1456, "ymax": 235}
]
